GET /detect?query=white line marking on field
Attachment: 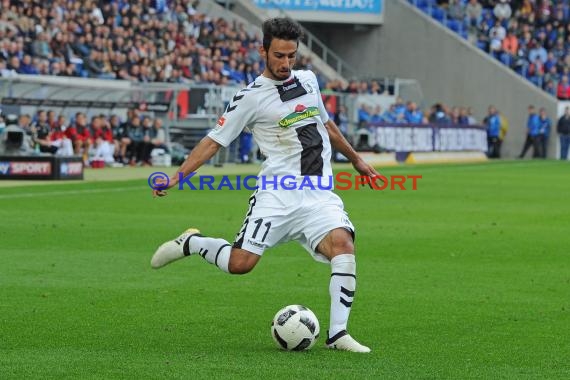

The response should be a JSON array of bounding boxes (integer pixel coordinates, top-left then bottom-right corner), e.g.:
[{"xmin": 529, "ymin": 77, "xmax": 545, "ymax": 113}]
[{"xmin": 0, "ymin": 186, "xmax": 144, "ymax": 200}]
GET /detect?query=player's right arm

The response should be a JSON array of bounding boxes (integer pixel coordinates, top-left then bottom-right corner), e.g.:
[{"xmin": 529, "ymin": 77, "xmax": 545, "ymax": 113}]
[{"xmin": 153, "ymin": 85, "xmax": 256, "ymax": 198}]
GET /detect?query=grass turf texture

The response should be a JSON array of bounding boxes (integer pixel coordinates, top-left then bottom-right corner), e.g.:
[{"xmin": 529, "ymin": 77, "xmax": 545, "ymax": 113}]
[{"xmin": 0, "ymin": 160, "xmax": 569, "ymax": 379}]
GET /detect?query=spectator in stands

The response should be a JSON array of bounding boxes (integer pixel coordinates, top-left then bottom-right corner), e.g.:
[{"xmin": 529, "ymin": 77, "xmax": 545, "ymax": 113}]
[
  {"xmin": 485, "ymin": 105, "xmax": 501, "ymax": 158},
  {"xmin": 556, "ymin": 76, "xmax": 570, "ymax": 100},
  {"xmin": 66, "ymin": 112, "xmax": 91, "ymax": 162},
  {"xmin": 32, "ymin": 109, "xmax": 58, "ymax": 154},
  {"xmin": 405, "ymin": 102, "xmax": 423, "ymax": 124},
  {"xmin": 334, "ymin": 105, "xmax": 350, "ymax": 137},
  {"xmin": 357, "ymin": 104, "xmax": 372, "ymax": 128},
  {"xmin": 370, "ymin": 106, "xmax": 384, "ymax": 124},
  {"xmin": 238, "ymin": 130, "xmax": 253, "ymax": 164},
  {"xmin": 115, "ymin": 113, "xmax": 131, "ymax": 165},
  {"xmin": 450, "ymin": 106, "xmax": 461, "ymax": 124},
  {"xmin": 493, "ymin": 0, "xmax": 512, "ymax": 23},
  {"xmin": 125, "ymin": 115, "xmax": 141, "ymax": 165},
  {"xmin": 557, "ymin": 106, "xmax": 570, "ymax": 160},
  {"xmin": 489, "ymin": 19, "xmax": 506, "ymax": 43},
  {"xmin": 393, "ymin": 97, "xmax": 406, "ymax": 116},
  {"xmin": 466, "ymin": 0, "xmax": 483, "ymax": 31},
  {"xmin": 92, "ymin": 116, "xmax": 116, "ymax": 164},
  {"xmin": 45, "ymin": 113, "xmax": 72, "ymax": 156},
  {"xmin": 7, "ymin": 56, "xmax": 21, "ymax": 73},
  {"xmin": 537, "ymin": 107, "xmax": 551, "ymax": 158},
  {"xmin": 369, "ymin": 81, "xmax": 384, "ymax": 95},
  {"xmin": 382, "ymin": 104, "xmax": 398, "ymax": 123},
  {"xmin": 0, "ymin": 60, "xmax": 13, "ymax": 77},
  {"xmin": 489, "ymin": 29, "xmax": 503, "ymax": 58},
  {"xmin": 429, "ymin": 103, "xmax": 450, "ymax": 124},
  {"xmin": 528, "ymin": 56, "xmax": 545, "ymax": 85},
  {"xmin": 544, "ymin": 80, "xmax": 557, "ymax": 97},
  {"xmin": 516, "ymin": 0, "xmax": 534, "ymax": 20},
  {"xmin": 151, "ymin": 118, "xmax": 168, "ymax": 153},
  {"xmin": 456, "ymin": 107, "xmax": 467, "ymax": 125},
  {"xmin": 466, "ymin": 107, "xmax": 478, "ymax": 125},
  {"xmin": 519, "ymin": 105, "xmax": 541, "ymax": 158},
  {"xmin": 17, "ymin": 114, "xmax": 32, "ymax": 136},
  {"xmin": 448, "ymin": 0, "xmax": 465, "ymax": 21},
  {"xmin": 140, "ymin": 116, "xmax": 155, "ymax": 165},
  {"xmin": 20, "ymin": 54, "xmax": 38, "ymax": 75},
  {"xmin": 501, "ymin": 28, "xmax": 518, "ymax": 65},
  {"xmin": 528, "ymin": 40, "xmax": 547, "ymax": 66}
]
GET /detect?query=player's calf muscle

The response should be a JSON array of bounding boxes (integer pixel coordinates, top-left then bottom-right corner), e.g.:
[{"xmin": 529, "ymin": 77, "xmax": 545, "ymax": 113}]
[{"xmin": 228, "ymin": 248, "xmax": 259, "ymax": 274}]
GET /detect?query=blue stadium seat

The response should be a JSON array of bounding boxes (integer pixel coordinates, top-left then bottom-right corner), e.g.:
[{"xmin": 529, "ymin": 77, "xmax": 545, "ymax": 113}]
[
  {"xmin": 481, "ymin": 8, "xmax": 493, "ymax": 19},
  {"xmin": 500, "ymin": 53, "xmax": 513, "ymax": 67},
  {"xmin": 476, "ymin": 40, "xmax": 487, "ymax": 51},
  {"xmin": 409, "ymin": 0, "xmax": 434, "ymax": 7},
  {"xmin": 529, "ymin": 76, "xmax": 543, "ymax": 88},
  {"xmin": 431, "ymin": 7, "xmax": 445, "ymax": 23},
  {"xmin": 446, "ymin": 19, "xmax": 462, "ymax": 33}
]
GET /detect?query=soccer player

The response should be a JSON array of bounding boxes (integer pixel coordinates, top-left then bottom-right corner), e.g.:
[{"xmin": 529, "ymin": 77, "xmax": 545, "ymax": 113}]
[{"xmin": 151, "ymin": 17, "xmax": 379, "ymax": 353}]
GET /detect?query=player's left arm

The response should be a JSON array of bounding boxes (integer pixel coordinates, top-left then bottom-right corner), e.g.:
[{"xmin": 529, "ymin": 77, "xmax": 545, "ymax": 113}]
[{"xmin": 324, "ymin": 119, "xmax": 382, "ymax": 183}]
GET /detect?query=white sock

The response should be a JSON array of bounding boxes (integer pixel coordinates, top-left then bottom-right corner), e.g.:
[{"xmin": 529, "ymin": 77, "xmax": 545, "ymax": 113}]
[
  {"xmin": 329, "ymin": 254, "xmax": 356, "ymax": 338},
  {"xmin": 185, "ymin": 236, "xmax": 231, "ymax": 273}
]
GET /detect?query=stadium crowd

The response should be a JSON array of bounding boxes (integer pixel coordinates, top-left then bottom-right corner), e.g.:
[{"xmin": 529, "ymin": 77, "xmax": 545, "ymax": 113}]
[
  {"xmin": 10, "ymin": 108, "xmax": 168, "ymax": 166},
  {"xmin": 0, "ymin": 0, "xmax": 385, "ymax": 93},
  {"xmin": 412, "ymin": 0, "xmax": 570, "ymax": 99}
]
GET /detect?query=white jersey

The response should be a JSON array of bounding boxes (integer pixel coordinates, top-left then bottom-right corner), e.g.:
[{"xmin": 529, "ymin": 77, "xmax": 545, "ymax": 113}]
[{"xmin": 208, "ymin": 70, "xmax": 332, "ymax": 184}]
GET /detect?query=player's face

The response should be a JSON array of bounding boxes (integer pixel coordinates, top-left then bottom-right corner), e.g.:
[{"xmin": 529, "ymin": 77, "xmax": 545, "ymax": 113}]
[{"xmin": 261, "ymin": 38, "xmax": 297, "ymax": 81}]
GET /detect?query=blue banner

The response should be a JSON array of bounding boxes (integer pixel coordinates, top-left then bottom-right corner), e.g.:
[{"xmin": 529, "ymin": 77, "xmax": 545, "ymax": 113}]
[
  {"xmin": 369, "ymin": 123, "xmax": 488, "ymax": 152},
  {"xmin": 253, "ymin": 0, "xmax": 382, "ymax": 14}
]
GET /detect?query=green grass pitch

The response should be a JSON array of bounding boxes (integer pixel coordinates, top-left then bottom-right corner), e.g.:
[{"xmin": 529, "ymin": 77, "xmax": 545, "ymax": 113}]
[{"xmin": 1, "ymin": 161, "xmax": 569, "ymax": 379}]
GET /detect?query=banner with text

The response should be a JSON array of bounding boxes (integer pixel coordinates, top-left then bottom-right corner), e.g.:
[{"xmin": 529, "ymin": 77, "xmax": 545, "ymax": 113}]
[
  {"xmin": 252, "ymin": 0, "xmax": 384, "ymax": 24},
  {"xmin": 371, "ymin": 123, "xmax": 488, "ymax": 152}
]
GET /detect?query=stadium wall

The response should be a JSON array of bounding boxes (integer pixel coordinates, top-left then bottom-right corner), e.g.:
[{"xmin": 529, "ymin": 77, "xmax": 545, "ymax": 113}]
[{"xmin": 301, "ymin": 0, "xmax": 558, "ymax": 158}]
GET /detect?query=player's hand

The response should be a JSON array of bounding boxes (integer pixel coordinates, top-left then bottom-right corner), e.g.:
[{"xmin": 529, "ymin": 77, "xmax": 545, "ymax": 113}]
[
  {"xmin": 353, "ymin": 158, "xmax": 385, "ymax": 189},
  {"xmin": 152, "ymin": 175, "xmax": 178, "ymax": 198}
]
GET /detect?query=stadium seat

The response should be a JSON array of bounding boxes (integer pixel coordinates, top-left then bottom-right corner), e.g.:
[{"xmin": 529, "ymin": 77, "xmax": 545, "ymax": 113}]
[
  {"xmin": 419, "ymin": 5, "xmax": 430, "ymax": 14},
  {"xmin": 476, "ymin": 41, "xmax": 487, "ymax": 51},
  {"xmin": 499, "ymin": 53, "xmax": 513, "ymax": 67},
  {"xmin": 409, "ymin": 0, "xmax": 429, "ymax": 7},
  {"xmin": 529, "ymin": 76, "xmax": 543, "ymax": 88},
  {"xmin": 446, "ymin": 19, "xmax": 462, "ymax": 33},
  {"xmin": 431, "ymin": 7, "xmax": 445, "ymax": 23}
]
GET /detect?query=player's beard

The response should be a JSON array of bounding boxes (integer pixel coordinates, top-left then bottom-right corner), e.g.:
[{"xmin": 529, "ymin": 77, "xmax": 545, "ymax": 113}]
[{"xmin": 267, "ymin": 56, "xmax": 291, "ymax": 81}]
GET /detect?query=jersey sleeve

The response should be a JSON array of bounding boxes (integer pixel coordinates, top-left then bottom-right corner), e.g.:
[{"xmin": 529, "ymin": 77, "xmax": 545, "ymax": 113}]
[
  {"xmin": 310, "ymin": 71, "xmax": 330, "ymax": 124},
  {"xmin": 208, "ymin": 88, "xmax": 257, "ymax": 147}
]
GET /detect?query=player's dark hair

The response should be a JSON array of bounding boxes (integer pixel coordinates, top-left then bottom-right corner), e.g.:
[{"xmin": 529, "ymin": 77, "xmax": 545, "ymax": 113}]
[{"xmin": 262, "ymin": 18, "xmax": 304, "ymax": 51}]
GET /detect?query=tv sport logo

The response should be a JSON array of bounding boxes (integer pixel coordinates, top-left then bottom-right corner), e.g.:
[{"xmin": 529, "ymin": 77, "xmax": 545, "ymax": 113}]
[
  {"xmin": 148, "ymin": 172, "xmax": 422, "ymax": 191},
  {"xmin": 0, "ymin": 162, "xmax": 10, "ymax": 175}
]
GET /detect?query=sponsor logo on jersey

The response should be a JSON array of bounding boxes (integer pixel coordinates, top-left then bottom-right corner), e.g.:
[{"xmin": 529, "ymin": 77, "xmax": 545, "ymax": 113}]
[
  {"xmin": 278, "ymin": 106, "xmax": 319, "ymax": 128},
  {"xmin": 217, "ymin": 116, "xmax": 226, "ymax": 127},
  {"xmin": 247, "ymin": 239, "xmax": 266, "ymax": 248}
]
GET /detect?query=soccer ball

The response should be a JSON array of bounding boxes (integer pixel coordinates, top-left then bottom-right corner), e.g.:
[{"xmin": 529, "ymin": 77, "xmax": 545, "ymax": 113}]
[{"xmin": 271, "ymin": 305, "xmax": 320, "ymax": 351}]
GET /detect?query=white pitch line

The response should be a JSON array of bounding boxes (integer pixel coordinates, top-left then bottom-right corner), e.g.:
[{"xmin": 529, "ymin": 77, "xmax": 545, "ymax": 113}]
[{"xmin": 0, "ymin": 186, "xmax": 145, "ymax": 200}]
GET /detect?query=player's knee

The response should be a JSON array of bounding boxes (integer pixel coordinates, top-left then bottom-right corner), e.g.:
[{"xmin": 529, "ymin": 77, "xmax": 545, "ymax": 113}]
[{"xmin": 331, "ymin": 234, "xmax": 354, "ymax": 254}]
